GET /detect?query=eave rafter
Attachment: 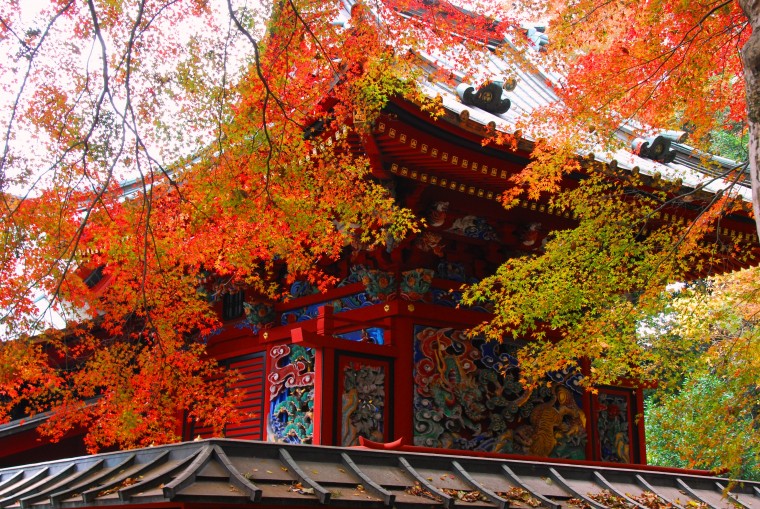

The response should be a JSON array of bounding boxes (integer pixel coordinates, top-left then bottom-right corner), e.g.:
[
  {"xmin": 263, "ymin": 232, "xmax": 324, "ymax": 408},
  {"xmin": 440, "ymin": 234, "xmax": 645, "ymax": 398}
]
[{"xmin": 0, "ymin": 439, "xmax": 756, "ymax": 509}]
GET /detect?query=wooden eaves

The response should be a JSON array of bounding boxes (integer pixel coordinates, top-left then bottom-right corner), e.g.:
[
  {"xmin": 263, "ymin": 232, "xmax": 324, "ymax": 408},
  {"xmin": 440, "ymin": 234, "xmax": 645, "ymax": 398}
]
[{"xmin": 0, "ymin": 438, "xmax": 756, "ymax": 509}]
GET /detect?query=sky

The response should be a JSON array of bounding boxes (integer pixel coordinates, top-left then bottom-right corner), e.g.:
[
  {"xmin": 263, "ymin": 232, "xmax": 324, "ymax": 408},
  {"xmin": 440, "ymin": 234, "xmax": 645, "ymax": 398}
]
[{"xmin": 0, "ymin": 0, "xmax": 264, "ymax": 336}]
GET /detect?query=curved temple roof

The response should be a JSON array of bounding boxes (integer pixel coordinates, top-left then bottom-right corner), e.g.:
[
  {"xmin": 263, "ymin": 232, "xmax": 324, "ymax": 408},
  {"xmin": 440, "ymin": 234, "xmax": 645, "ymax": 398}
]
[
  {"xmin": 333, "ymin": 0, "xmax": 750, "ymax": 201},
  {"xmin": 0, "ymin": 439, "xmax": 755, "ymax": 509}
]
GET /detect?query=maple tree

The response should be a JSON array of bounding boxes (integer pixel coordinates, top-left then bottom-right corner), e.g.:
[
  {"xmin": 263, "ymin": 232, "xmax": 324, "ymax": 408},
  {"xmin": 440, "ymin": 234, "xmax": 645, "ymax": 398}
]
[
  {"xmin": 0, "ymin": 0, "xmax": 758, "ymax": 475},
  {"xmin": 510, "ymin": 0, "xmax": 759, "ymax": 234},
  {"xmin": 459, "ymin": 0, "xmax": 760, "ymax": 477},
  {"xmin": 643, "ymin": 268, "xmax": 760, "ymax": 479},
  {"xmin": 0, "ymin": 0, "xmax": 515, "ymax": 451}
]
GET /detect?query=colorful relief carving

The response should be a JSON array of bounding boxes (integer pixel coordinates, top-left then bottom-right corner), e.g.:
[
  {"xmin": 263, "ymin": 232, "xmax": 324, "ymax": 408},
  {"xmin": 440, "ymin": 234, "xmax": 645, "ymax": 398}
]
[
  {"xmin": 430, "ymin": 287, "xmax": 462, "ymax": 308},
  {"xmin": 243, "ymin": 301, "xmax": 276, "ymax": 333},
  {"xmin": 341, "ymin": 265, "xmax": 397, "ymax": 302},
  {"xmin": 596, "ymin": 391, "xmax": 631, "ymax": 463},
  {"xmin": 446, "ymin": 215, "xmax": 500, "ymax": 241},
  {"xmin": 436, "ymin": 261, "xmax": 472, "ymax": 283},
  {"xmin": 280, "ymin": 293, "xmax": 375, "ymax": 324},
  {"xmin": 336, "ymin": 328, "xmax": 385, "ymax": 345},
  {"xmin": 289, "ymin": 280, "xmax": 320, "ymax": 299},
  {"xmin": 267, "ymin": 344, "xmax": 315, "ymax": 444},
  {"xmin": 359, "ymin": 269, "xmax": 396, "ymax": 302},
  {"xmin": 400, "ymin": 269, "xmax": 434, "ymax": 301},
  {"xmin": 413, "ymin": 326, "xmax": 587, "ymax": 458},
  {"xmin": 339, "ymin": 264, "xmax": 371, "ymax": 286},
  {"xmin": 414, "ymin": 231, "xmax": 445, "ymax": 256},
  {"xmin": 341, "ymin": 362, "xmax": 386, "ymax": 446},
  {"xmin": 277, "ymin": 262, "xmax": 487, "ymax": 325},
  {"xmin": 516, "ymin": 222, "xmax": 545, "ymax": 250},
  {"xmin": 280, "ymin": 268, "xmax": 375, "ymax": 324},
  {"xmin": 426, "ymin": 201, "xmax": 449, "ymax": 227}
]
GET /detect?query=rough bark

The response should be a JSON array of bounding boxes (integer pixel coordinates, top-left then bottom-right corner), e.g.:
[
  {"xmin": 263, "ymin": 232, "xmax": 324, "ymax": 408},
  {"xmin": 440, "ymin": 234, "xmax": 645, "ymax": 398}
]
[{"xmin": 740, "ymin": 0, "xmax": 760, "ymax": 241}]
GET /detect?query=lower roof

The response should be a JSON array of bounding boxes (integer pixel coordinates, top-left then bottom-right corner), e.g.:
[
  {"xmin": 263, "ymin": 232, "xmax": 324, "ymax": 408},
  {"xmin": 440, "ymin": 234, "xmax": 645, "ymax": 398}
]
[{"xmin": 0, "ymin": 439, "xmax": 755, "ymax": 509}]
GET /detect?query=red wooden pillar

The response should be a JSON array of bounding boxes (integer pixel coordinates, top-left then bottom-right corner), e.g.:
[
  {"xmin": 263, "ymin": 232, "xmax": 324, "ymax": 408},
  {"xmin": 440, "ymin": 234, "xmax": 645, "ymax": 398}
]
[
  {"xmin": 580, "ymin": 357, "xmax": 595, "ymax": 461},
  {"xmin": 391, "ymin": 306, "xmax": 415, "ymax": 444},
  {"xmin": 313, "ymin": 346, "xmax": 335, "ymax": 445},
  {"xmin": 263, "ymin": 344, "xmax": 274, "ymax": 442},
  {"xmin": 634, "ymin": 388, "xmax": 647, "ymax": 464},
  {"xmin": 312, "ymin": 306, "xmax": 335, "ymax": 445}
]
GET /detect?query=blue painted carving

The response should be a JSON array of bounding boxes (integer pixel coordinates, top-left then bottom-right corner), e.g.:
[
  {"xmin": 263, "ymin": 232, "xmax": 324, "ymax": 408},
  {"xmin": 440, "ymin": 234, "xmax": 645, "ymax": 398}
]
[
  {"xmin": 280, "ymin": 292, "xmax": 376, "ymax": 325},
  {"xmin": 430, "ymin": 287, "xmax": 462, "ymax": 308},
  {"xmin": 281, "ymin": 302, "xmax": 323, "ymax": 324},
  {"xmin": 446, "ymin": 215, "xmax": 500, "ymax": 241},
  {"xmin": 243, "ymin": 301, "xmax": 276, "ymax": 334},
  {"xmin": 336, "ymin": 327, "xmax": 385, "ymax": 345},
  {"xmin": 267, "ymin": 344, "xmax": 315, "ymax": 444},
  {"xmin": 281, "ymin": 266, "xmax": 397, "ymax": 324},
  {"xmin": 289, "ymin": 280, "xmax": 319, "ymax": 299},
  {"xmin": 400, "ymin": 269, "xmax": 434, "ymax": 301},
  {"xmin": 336, "ymin": 292, "xmax": 374, "ymax": 311},
  {"xmin": 436, "ymin": 261, "xmax": 475, "ymax": 283}
]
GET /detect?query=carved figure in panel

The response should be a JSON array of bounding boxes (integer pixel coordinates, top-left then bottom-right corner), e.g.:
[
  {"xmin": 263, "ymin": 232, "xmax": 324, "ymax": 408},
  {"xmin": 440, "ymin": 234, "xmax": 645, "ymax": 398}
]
[
  {"xmin": 243, "ymin": 301, "xmax": 276, "ymax": 333},
  {"xmin": 516, "ymin": 222, "xmax": 545, "ymax": 250},
  {"xmin": 414, "ymin": 231, "xmax": 446, "ymax": 256},
  {"xmin": 413, "ymin": 326, "xmax": 587, "ymax": 458},
  {"xmin": 341, "ymin": 363, "xmax": 386, "ymax": 446},
  {"xmin": 267, "ymin": 344, "xmax": 315, "ymax": 444},
  {"xmin": 596, "ymin": 391, "xmax": 631, "ymax": 463},
  {"xmin": 436, "ymin": 261, "xmax": 471, "ymax": 283},
  {"xmin": 427, "ymin": 201, "xmax": 449, "ymax": 227},
  {"xmin": 336, "ymin": 328, "xmax": 385, "ymax": 345},
  {"xmin": 446, "ymin": 215, "xmax": 500, "ymax": 241},
  {"xmin": 400, "ymin": 268, "xmax": 434, "ymax": 302}
]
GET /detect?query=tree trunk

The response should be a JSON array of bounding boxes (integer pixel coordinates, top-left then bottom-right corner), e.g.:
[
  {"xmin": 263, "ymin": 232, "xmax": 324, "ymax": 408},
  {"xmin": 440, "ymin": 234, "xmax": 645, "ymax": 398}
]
[{"xmin": 740, "ymin": 0, "xmax": 760, "ymax": 241}]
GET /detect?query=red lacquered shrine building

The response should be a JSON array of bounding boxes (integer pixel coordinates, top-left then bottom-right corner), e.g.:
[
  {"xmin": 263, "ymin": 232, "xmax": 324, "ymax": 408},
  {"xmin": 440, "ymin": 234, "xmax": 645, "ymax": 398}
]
[
  {"xmin": 194, "ymin": 88, "xmax": 757, "ymax": 464},
  {"xmin": 0, "ymin": 89, "xmax": 758, "ymax": 508},
  {"xmin": 1, "ymin": 4, "xmax": 760, "ymax": 506},
  {"xmin": 3, "ymin": 38, "xmax": 760, "ymax": 470}
]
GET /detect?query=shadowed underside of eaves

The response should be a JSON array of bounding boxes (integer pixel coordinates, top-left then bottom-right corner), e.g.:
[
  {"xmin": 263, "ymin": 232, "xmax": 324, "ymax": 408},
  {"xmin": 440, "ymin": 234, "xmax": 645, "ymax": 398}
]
[{"xmin": 0, "ymin": 439, "xmax": 755, "ymax": 509}]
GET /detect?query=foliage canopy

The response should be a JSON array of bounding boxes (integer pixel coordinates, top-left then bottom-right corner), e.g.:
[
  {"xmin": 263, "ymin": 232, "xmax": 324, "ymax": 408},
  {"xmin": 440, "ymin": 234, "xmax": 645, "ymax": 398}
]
[
  {"xmin": 0, "ymin": 0, "xmax": 758, "ymax": 476},
  {"xmin": 0, "ymin": 0, "xmax": 514, "ymax": 451}
]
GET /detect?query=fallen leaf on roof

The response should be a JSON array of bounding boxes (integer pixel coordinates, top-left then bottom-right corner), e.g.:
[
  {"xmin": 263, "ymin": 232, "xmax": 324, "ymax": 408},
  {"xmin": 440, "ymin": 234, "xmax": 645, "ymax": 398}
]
[
  {"xmin": 498, "ymin": 487, "xmax": 542, "ymax": 507},
  {"xmin": 628, "ymin": 491, "xmax": 676, "ymax": 509},
  {"xmin": 289, "ymin": 482, "xmax": 315, "ymax": 495},
  {"xmin": 588, "ymin": 490, "xmax": 631, "ymax": 509},
  {"xmin": 568, "ymin": 497, "xmax": 592, "ymax": 509},
  {"xmin": 443, "ymin": 488, "xmax": 489, "ymax": 502},
  {"xmin": 406, "ymin": 481, "xmax": 440, "ymax": 501}
]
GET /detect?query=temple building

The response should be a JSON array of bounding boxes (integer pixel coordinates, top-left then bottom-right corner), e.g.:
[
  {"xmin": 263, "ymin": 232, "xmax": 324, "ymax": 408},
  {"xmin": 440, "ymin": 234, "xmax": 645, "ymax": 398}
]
[{"xmin": 0, "ymin": 0, "xmax": 759, "ymax": 506}]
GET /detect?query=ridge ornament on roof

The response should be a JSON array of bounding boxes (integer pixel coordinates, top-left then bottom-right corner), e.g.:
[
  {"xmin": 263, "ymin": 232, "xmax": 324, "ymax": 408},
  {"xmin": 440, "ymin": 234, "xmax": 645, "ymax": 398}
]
[
  {"xmin": 455, "ymin": 80, "xmax": 514, "ymax": 115},
  {"xmin": 631, "ymin": 132, "xmax": 688, "ymax": 164}
]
